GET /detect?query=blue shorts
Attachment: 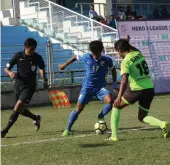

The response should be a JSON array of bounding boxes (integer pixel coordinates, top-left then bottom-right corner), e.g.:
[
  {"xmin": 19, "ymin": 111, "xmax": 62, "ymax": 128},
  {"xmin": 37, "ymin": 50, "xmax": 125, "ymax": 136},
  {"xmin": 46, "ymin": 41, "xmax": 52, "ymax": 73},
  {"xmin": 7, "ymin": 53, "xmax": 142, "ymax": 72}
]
[{"xmin": 78, "ymin": 87, "xmax": 111, "ymax": 104}]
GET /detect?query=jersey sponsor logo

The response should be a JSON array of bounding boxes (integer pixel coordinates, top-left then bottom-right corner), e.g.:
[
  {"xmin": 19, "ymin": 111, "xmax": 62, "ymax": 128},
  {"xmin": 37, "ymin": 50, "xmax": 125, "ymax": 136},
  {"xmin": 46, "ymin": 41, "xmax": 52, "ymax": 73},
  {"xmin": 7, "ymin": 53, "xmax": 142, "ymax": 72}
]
[
  {"xmin": 100, "ymin": 61, "xmax": 105, "ymax": 66},
  {"xmin": 31, "ymin": 65, "xmax": 36, "ymax": 71},
  {"xmin": 6, "ymin": 63, "xmax": 10, "ymax": 68},
  {"xmin": 130, "ymin": 53, "xmax": 143, "ymax": 63}
]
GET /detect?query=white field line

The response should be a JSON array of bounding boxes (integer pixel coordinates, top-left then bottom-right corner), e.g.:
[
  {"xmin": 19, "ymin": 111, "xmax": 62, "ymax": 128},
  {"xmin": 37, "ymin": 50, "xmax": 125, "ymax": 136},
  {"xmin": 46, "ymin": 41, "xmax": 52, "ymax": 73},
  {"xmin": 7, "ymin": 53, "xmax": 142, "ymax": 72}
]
[{"xmin": 1, "ymin": 127, "xmax": 155, "ymax": 147}]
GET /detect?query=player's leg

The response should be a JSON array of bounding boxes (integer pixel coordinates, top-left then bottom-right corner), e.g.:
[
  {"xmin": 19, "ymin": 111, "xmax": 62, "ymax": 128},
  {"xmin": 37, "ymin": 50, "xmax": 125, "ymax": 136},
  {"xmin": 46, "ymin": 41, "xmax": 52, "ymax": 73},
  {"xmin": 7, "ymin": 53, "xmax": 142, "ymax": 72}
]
[
  {"xmin": 97, "ymin": 88, "xmax": 114, "ymax": 120},
  {"xmin": 1, "ymin": 99, "xmax": 23, "ymax": 138},
  {"xmin": 138, "ymin": 88, "xmax": 169, "ymax": 138},
  {"xmin": 1, "ymin": 85, "xmax": 21, "ymax": 137},
  {"xmin": 108, "ymin": 89, "xmax": 140, "ymax": 141},
  {"xmin": 108, "ymin": 98, "xmax": 128, "ymax": 141},
  {"xmin": 62, "ymin": 90, "xmax": 93, "ymax": 136},
  {"xmin": 19, "ymin": 87, "xmax": 41, "ymax": 131}
]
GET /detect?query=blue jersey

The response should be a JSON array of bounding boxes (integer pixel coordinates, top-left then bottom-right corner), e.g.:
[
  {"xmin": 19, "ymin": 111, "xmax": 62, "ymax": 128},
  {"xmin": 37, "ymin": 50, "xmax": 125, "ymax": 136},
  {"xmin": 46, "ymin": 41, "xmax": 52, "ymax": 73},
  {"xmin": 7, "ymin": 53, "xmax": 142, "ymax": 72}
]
[{"xmin": 77, "ymin": 53, "xmax": 113, "ymax": 88}]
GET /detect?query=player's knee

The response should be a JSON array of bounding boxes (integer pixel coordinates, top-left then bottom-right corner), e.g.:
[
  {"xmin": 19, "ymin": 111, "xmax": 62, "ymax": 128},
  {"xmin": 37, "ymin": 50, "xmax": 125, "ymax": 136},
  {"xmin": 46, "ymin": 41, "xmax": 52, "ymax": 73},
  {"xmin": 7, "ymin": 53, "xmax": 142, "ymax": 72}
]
[
  {"xmin": 108, "ymin": 98, "xmax": 114, "ymax": 104},
  {"xmin": 104, "ymin": 94, "xmax": 114, "ymax": 104},
  {"xmin": 14, "ymin": 100, "xmax": 25, "ymax": 113},
  {"xmin": 76, "ymin": 104, "xmax": 85, "ymax": 114}
]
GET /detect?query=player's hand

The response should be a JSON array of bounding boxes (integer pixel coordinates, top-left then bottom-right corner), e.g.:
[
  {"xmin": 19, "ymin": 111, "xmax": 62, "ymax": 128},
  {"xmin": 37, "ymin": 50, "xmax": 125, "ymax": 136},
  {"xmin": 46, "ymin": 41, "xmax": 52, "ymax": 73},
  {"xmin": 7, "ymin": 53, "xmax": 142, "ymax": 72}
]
[
  {"xmin": 8, "ymin": 71, "xmax": 16, "ymax": 79},
  {"xmin": 58, "ymin": 64, "xmax": 65, "ymax": 70},
  {"xmin": 114, "ymin": 97, "xmax": 121, "ymax": 108}
]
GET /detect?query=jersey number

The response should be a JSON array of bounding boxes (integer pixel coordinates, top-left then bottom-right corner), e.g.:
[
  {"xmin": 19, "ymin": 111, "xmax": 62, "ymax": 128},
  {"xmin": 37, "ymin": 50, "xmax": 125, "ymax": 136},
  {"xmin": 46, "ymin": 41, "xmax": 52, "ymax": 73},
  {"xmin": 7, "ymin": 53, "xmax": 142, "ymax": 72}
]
[
  {"xmin": 136, "ymin": 60, "xmax": 149, "ymax": 76},
  {"xmin": 93, "ymin": 66, "xmax": 99, "ymax": 72}
]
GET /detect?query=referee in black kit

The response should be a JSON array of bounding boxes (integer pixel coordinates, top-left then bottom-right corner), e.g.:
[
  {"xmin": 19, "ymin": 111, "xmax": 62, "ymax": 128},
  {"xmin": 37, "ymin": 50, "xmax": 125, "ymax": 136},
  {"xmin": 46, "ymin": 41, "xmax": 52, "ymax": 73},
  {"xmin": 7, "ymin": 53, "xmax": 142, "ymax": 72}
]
[{"xmin": 1, "ymin": 38, "xmax": 48, "ymax": 138}]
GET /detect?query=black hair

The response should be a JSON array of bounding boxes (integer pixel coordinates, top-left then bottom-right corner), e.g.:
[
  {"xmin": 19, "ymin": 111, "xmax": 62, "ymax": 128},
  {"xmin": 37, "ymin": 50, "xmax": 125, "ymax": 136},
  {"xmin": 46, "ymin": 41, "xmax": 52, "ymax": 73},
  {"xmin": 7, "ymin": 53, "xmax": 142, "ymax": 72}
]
[
  {"xmin": 89, "ymin": 40, "xmax": 104, "ymax": 54},
  {"xmin": 24, "ymin": 38, "xmax": 37, "ymax": 48},
  {"xmin": 114, "ymin": 39, "xmax": 131, "ymax": 52}
]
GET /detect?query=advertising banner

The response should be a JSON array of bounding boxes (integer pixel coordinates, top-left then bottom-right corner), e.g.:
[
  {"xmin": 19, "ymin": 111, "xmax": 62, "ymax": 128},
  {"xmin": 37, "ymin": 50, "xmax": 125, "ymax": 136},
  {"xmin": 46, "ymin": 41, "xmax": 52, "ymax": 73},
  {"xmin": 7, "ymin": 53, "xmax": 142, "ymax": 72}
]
[{"xmin": 117, "ymin": 20, "xmax": 170, "ymax": 93}]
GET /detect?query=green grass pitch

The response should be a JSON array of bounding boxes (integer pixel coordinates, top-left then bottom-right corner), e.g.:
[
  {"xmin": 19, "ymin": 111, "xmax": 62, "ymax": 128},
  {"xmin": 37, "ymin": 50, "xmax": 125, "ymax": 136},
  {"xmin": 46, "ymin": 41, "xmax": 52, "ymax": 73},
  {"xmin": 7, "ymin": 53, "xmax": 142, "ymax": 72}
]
[{"xmin": 1, "ymin": 96, "xmax": 170, "ymax": 165}]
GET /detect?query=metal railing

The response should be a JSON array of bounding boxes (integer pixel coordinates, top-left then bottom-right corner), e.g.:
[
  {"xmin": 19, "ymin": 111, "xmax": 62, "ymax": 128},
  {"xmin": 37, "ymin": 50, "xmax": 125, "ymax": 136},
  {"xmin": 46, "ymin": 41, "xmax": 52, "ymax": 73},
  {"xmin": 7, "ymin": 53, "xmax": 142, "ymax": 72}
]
[
  {"xmin": 76, "ymin": 2, "xmax": 170, "ymax": 18},
  {"xmin": 13, "ymin": 0, "xmax": 118, "ymax": 43},
  {"xmin": 112, "ymin": 2, "xmax": 170, "ymax": 18}
]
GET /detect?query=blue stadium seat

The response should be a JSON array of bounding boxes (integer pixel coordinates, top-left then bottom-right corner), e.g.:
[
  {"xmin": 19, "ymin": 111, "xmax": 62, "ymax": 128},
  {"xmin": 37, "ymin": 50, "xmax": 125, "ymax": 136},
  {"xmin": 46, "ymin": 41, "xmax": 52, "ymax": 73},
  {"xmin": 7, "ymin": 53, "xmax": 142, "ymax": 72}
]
[
  {"xmin": 53, "ymin": 49, "xmax": 72, "ymax": 58},
  {"xmin": 52, "ymin": 44, "xmax": 61, "ymax": 50},
  {"xmin": 2, "ymin": 31, "xmax": 39, "ymax": 38},
  {"xmin": 1, "ymin": 26, "xmax": 28, "ymax": 33},
  {"xmin": 1, "ymin": 37, "xmax": 48, "ymax": 45},
  {"xmin": 1, "ymin": 26, "xmax": 85, "ymax": 85}
]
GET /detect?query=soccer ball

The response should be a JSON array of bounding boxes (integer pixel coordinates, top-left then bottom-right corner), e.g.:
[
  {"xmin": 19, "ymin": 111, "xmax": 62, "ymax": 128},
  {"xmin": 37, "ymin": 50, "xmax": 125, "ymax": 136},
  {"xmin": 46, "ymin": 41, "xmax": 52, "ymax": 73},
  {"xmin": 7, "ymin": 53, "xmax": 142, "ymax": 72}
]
[{"xmin": 94, "ymin": 121, "xmax": 107, "ymax": 134}]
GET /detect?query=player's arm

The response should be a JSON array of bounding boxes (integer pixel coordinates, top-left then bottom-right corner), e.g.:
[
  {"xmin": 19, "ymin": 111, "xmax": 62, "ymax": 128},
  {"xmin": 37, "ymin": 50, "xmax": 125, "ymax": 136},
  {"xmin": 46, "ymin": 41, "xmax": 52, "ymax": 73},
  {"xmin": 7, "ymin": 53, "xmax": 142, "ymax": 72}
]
[
  {"xmin": 38, "ymin": 56, "xmax": 48, "ymax": 89},
  {"xmin": 117, "ymin": 74, "xmax": 128, "ymax": 99},
  {"xmin": 114, "ymin": 59, "xmax": 129, "ymax": 107},
  {"xmin": 4, "ymin": 54, "xmax": 18, "ymax": 79},
  {"xmin": 58, "ymin": 56, "xmax": 77, "ymax": 70}
]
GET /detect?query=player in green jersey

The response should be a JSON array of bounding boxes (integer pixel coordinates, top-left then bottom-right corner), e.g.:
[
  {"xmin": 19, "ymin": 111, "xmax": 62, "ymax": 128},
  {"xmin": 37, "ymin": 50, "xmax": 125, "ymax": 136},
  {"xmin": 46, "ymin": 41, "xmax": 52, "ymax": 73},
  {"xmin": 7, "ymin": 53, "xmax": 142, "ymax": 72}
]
[{"xmin": 107, "ymin": 39, "xmax": 169, "ymax": 142}]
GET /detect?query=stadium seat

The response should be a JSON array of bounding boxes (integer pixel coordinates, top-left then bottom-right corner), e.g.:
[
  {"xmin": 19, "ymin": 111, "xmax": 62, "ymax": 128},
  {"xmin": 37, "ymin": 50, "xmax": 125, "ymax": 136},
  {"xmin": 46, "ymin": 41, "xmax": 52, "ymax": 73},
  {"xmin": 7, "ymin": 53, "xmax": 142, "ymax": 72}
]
[{"xmin": 1, "ymin": 26, "xmax": 87, "ymax": 85}]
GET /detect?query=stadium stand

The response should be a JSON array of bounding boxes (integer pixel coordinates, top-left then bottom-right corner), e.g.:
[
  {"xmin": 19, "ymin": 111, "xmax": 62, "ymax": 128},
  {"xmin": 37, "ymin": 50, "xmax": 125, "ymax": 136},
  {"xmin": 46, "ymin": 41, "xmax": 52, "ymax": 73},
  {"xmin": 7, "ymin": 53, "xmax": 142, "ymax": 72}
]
[
  {"xmin": 0, "ymin": 9, "xmax": 18, "ymax": 26},
  {"xmin": 1, "ymin": 25, "xmax": 87, "ymax": 88},
  {"xmin": 1, "ymin": 0, "xmax": 121, "ymax": 91}
]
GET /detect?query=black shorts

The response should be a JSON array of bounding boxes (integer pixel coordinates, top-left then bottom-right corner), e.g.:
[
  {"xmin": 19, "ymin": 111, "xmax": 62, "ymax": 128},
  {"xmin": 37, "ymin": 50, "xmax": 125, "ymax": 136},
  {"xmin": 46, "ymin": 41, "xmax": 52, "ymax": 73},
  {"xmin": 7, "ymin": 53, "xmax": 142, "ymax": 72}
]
[
  {"xmin": 14, "ymin": 83, "xmax": 36, "ymax": 104},
  {"xmin": 122, "ymin": 87, "xmax": 155, "ymax": 111}
]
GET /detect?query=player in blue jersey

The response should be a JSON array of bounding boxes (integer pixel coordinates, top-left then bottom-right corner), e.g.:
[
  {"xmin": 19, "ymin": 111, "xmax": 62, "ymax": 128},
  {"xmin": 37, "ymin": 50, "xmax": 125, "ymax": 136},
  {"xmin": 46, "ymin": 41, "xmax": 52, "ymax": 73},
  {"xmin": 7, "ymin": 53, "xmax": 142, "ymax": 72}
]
[{"xmin": 58, "ymin": 40, "xmax": 117, "ymax": 136}]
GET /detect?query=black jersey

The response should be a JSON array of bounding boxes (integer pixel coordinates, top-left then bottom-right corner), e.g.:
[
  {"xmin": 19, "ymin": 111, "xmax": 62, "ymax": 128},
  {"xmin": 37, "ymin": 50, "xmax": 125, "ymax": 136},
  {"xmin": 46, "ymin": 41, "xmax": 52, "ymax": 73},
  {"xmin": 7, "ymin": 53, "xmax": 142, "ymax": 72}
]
[{"xmin": 6, "ymin": 51, "xmax": 45, "ymax": 85}]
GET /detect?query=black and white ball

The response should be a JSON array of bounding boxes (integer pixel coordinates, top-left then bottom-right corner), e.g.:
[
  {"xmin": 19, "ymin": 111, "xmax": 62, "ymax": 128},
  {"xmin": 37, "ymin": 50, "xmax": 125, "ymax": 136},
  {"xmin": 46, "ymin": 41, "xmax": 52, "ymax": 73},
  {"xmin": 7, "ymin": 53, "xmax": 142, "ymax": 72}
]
[{"xmin": 94, "ymin": 121, "xmax": 107, "ymax": 134}]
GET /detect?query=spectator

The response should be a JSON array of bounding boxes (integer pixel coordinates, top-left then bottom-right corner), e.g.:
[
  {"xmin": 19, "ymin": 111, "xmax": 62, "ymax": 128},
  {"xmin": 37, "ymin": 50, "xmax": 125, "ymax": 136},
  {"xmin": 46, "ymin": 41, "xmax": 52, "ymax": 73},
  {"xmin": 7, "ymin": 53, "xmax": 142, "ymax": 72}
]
[
  {"xmin": 138, "ymin": 16, "xmax": 144, "ymax": 19},
  {"xmin": 119, "ymin": 14, "xmax": 125, "ymax": 20},
  {"xmin": 98, "ymin": 16, "xmax": 108, "ymax": 25},
  {"xmin": 89, "ymin": 5, "xmax": 98, "ymax": 20},
  {"xmin": 125, "ymin": 6, "xmax": 133, "ymax": 17},
  {"xmin": 161, "ymin": 5, "xmax": 169, "ymax": 18},
  {"xmin": 118, "ymin": 6, "xmax": 126, "ymax": 20},
  {"xmin": 127, "ymin": 15, "xmax": 132, "ymax": 20},
  {"xmin": 153, "ymin": 6, "xmax": 162, "ymax": 18},
  {"xmin": 131, "ymin": 14, "xmax": 136, "ymax": 20},
  {"xmin": 108, "ymin": 15, "xmax": 117, "ymax": 29},
  {"xmin": 125, "ymin": 6, "xmax": 137, "ymax": 19}
]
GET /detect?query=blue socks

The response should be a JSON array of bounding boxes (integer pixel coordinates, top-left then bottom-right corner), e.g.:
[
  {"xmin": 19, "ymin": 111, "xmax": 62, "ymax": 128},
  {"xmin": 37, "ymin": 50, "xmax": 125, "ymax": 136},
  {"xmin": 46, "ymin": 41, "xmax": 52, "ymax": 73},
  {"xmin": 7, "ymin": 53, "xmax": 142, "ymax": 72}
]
[
  {"xmin": 98, "ymin": 104, "xmax": 112, "ymax": 119},
  {"xmin": 66, "ymin": 110, "xmax": 78, "ymax": 131},
  {"xmin": 66, "ymin": 104, "xmax": 112, "ymax": 131}
]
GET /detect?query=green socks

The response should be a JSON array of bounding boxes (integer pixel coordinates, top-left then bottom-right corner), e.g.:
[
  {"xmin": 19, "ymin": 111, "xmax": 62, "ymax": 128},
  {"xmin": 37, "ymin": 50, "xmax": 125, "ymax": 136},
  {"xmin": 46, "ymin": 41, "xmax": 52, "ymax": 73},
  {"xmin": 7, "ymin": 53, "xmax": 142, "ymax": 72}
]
[
  {"xmin": 143, "ymin": 116, "xmax": 164, "ymax": 128},
  {"xmin": 111, "ymin": 108, "xmax": 120, "ymax": 138}
]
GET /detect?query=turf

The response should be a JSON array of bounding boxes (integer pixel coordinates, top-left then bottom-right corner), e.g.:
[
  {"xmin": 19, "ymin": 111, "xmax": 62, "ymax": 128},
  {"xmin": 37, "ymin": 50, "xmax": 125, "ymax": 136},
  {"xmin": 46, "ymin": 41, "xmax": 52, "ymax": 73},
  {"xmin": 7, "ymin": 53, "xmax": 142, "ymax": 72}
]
[{"xmin": 1, "ymin": 96, "xmax": 170, "ymax": 165}]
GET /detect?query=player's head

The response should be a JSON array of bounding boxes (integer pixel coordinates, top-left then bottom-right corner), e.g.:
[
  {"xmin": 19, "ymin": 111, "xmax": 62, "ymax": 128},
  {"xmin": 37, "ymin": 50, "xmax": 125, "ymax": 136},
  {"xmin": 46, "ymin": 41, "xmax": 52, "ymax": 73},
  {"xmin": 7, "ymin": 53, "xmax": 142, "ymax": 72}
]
[
  {"xmin": 114, "ymin": 39, "xmax": 131, "ymax": 58},
  {"xmin": 89, "ymin": 40, "xmax": 104, "ymax": 59},
  {"xmin": 24, "ymin": 38, "xmax": 37, "ymax": 56}
]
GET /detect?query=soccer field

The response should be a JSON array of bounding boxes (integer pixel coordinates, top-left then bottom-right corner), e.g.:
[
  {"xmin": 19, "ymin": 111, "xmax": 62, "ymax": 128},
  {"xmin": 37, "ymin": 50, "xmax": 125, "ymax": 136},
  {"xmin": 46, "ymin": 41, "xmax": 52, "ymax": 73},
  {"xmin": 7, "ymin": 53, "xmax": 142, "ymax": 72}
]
[{"xmin": 1, "ymin": 96, "xmax": 170, "ymax": 165}]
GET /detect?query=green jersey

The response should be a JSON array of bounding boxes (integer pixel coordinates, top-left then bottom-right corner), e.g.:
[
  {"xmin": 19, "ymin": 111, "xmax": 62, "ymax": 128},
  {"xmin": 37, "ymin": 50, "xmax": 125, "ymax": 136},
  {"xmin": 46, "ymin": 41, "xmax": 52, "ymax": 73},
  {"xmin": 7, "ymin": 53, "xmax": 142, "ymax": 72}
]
[{"xmin": 121, "ymin": 51, "xmax": 154, "ymax": 91}]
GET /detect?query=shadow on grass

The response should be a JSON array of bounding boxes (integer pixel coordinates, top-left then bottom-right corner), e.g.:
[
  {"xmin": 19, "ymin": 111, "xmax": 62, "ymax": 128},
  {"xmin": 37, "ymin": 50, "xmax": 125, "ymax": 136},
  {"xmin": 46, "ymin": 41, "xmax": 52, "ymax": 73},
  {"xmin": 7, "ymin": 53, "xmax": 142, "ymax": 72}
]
[
  {"xmin": 3, "ymin": 136, "xmax": 17, "ymax": 139},
  {"xmin": 8, "ymin": 127, "xmax": 161, "ymax": 138},
  {"xmin": 79, "ymin": 143, "xmax": 113, "ymax": 148}
]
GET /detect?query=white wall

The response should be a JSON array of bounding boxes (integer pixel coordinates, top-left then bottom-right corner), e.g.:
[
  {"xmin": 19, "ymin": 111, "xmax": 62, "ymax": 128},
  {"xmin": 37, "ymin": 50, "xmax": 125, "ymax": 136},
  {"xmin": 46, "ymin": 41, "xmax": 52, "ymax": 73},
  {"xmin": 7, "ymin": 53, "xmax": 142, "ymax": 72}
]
[{"xmin": 1, "ymin": 0, "xmax": 13, "ymax": 10}]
